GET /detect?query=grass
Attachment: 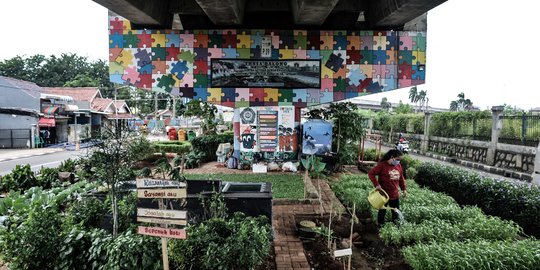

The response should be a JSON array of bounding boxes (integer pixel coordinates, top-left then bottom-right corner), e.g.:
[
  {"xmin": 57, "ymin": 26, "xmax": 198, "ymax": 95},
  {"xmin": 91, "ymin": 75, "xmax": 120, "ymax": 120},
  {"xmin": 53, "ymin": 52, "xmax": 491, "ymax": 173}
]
[{"xmin": 186, "ymin": 173, "xmax": 304, "ymax": 199}]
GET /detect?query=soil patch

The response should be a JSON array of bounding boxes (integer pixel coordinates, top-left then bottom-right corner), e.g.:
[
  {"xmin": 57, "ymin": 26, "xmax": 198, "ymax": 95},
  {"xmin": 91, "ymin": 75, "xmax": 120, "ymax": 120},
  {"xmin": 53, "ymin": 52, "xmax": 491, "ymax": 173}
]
[{"xmin": 295, "ymin": 214, "xmax": 411, "ymax": 270}]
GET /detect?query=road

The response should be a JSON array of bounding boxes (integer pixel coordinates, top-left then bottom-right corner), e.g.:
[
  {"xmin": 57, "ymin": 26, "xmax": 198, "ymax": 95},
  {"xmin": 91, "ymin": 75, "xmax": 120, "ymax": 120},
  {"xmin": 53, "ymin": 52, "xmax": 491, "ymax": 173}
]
[
  {"xmin": 0, "ymin": 149, "xmax": 88, "ymax": 176},
  {"xmin": 363, "ymin": 141, "xmax": 518, "ymax": 182}
]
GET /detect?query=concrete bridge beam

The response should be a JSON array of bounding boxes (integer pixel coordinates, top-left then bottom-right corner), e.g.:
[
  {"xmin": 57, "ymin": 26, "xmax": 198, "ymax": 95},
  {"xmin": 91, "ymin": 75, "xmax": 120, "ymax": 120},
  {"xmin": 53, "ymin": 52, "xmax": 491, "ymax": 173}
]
[
  {"xmin": 94, "ymin": 0, "xmax": 172, "ymax": 28},
  {"xmin": 292, "ymin": 0, "xmax": 340, "ymax": 25},
  {"xmin": 194, "ymin": 0, "xmax": 246, "ymax": 25},
  {"xmin": 368, "ymin": 0, "xmax": 445, "ymax": 29}
]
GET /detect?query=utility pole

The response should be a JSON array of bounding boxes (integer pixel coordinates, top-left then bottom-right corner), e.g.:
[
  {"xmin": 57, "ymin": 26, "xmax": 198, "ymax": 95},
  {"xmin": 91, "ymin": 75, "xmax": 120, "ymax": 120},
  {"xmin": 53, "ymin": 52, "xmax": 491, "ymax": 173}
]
[
  {"xmin": 155, "ymin": 92, "xmax": 158, "ymax": 113},
  {"xmin": 172, "ymin": 96, "xmax": 176, "ymax": 118}
]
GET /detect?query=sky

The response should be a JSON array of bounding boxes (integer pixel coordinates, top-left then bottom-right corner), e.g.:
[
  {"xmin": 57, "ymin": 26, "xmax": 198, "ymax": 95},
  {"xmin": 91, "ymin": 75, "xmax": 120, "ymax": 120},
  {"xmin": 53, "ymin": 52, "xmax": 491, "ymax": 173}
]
[{"xmin": 1, "ymin": 0, "xmax": 538, "ymax": 110}]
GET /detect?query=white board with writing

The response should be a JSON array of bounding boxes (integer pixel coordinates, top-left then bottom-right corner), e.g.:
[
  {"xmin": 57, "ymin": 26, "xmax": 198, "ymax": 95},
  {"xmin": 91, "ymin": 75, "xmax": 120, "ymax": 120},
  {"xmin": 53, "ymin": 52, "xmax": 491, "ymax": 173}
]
[
  {"xmin": 136, "ymin": 179, "xmax": 186, "ymax": 189},
  {"xmin": 333, "ymin": 248, "xmax": 352, "ymax": 257},
  {"xmin": 137, "ymin": 208, "xmax": 187, "ymax": 219}
]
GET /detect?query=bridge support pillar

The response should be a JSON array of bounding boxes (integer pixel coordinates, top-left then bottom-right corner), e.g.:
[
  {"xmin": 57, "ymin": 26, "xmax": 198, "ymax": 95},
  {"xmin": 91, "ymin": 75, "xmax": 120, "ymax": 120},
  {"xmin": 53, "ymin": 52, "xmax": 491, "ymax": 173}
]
[{"xmin": 486, "ymin": 106, "xmax": 504, "ymax": 166}]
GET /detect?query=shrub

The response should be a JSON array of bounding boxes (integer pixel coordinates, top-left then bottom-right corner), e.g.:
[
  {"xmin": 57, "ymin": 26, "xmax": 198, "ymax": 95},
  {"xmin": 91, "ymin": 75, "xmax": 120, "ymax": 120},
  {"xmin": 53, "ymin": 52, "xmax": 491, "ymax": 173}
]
[
  {"xmin": 416, "ymin": 162, "xmax": 540, "ymax": 237},
  {"xmin": 153, "ymin": 141, "xmax": 192, "ymax": 154},
  {"xmin": 190, "ymin": 132, "xmax": 234, "ymax": 163}
]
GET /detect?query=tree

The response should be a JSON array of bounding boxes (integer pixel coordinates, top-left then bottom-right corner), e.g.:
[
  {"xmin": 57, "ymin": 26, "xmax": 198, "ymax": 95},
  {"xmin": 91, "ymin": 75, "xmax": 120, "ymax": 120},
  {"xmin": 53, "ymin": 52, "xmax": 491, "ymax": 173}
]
[
  {"xmin": 409, "ymin": 86, "xmax": 419, "ymax": 105},
  {"xmin": 183, "ymin": 100, "xmax": 218, "ymax": 135},
  {"xmin": 380, "ymin": 97, "xmax": 391, "ymax": 112},
  {"xmin": 450, "ymin": 92, "xmax": 474, "ymax": 111},
  {"xmin": 0, "ymin": 53, "xmax": 114, "ymax": 97},
  {"xmin": 89, "ymin": 125, "xmax": 138, "ymax": 238},
  {"xmin": 395, "ymin": 100, "xmax": 414, "ymax": 114},
  {"xmin": 417, "ymin": 90, "xmax": 429, "ymax": 112}
]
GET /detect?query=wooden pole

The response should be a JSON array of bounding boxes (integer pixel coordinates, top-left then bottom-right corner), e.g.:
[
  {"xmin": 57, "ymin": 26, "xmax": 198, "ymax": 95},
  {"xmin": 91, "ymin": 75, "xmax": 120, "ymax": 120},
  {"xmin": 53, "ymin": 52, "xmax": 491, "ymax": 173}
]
[
  {"xmin": 159, "ymin": 198, "xmax": 169, "ymax": 270},
  {"xmin": 347, "ymin": 203, "xmax": 356, "ymax": 270}
]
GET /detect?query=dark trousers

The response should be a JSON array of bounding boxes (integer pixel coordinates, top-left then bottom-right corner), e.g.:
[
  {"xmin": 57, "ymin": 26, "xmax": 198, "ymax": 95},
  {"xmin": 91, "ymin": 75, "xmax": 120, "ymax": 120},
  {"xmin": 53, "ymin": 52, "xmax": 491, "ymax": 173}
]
[{"xmin": 377, "ymin": 198, "xmax": 400, "ymax": 225}]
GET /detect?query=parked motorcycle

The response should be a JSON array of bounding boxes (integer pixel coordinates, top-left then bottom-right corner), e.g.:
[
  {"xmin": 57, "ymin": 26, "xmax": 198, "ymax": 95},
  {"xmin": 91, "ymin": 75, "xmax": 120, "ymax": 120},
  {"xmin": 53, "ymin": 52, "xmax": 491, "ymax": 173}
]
[{"xmin": 396, "ymin": 140, "xmax": 410, "ymax": 154}]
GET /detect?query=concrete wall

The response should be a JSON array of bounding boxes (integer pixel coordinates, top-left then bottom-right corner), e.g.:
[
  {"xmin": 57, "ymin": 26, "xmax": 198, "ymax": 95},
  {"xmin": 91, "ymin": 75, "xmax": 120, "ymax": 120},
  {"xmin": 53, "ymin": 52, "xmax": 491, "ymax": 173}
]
[{"xmin": 0, "ymin": 113, "xmax": 38, "ymax": 129}]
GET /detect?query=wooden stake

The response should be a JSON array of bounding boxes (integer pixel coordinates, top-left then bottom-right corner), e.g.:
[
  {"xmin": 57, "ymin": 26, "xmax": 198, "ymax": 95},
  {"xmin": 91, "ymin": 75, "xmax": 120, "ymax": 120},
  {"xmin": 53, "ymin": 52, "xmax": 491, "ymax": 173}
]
[{"xmin": 347, "ymin": 203, "xmax": 356, "ymax": 270}]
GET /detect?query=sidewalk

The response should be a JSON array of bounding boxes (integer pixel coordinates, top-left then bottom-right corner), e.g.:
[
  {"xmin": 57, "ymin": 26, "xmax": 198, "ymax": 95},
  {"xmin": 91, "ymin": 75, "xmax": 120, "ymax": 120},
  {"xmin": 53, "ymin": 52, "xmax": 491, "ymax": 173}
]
[{"xmin": 0, "ymin": 147, "xmax": 64, "ymax": 162}]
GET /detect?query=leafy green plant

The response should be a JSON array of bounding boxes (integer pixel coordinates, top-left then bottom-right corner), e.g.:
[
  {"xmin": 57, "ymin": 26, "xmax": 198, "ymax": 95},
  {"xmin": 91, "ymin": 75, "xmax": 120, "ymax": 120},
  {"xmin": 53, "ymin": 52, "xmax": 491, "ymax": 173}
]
[
  {"xmin": 137, "ymin": 167, "xmax": 152, "ymax": 177},
  {"xmin": 301, "ymin": 155, "xmax": 327, "ymax": 178},
  {"xmin": 103, "ymin": 230, "xmax": 162, "ymax": 270},
  {"xmin": 66, "ymin": 196, "xmax": 106, "ymax": 228},
  {"xmin": 59, "ymin": 158, "xmax": 77, "ymax": 172},
  {"xmin": 0, "ymin": 164, "xmax": 38, "ymax": 192},
  {"xmin": 403, "ymin": 239, "xmax": 540, "ymax": 270},
  {"xmin": 380, "ymin": 215, "xmax": 521, "ymax": 246},
  {"xmin": 37, "ymin": 166, "xmax": 61, "ymax": 189},
  {"xmin": 169, "ymin": 212, "xmax": 271, "ymax": 270},
  {"xmin": 0, "ymin": 204, "xmax": 64, "ymax": 269}
]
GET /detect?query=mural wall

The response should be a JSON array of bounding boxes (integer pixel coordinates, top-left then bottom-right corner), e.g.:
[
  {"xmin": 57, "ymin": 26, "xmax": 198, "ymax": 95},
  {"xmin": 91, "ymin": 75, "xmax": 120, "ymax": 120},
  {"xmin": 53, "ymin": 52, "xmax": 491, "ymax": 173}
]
[
  {"xmin": 108, "ymin": 14, "xmax": 426, "ymax": 108},
  {"xmin": 237, "ymin": 106, "xmax": 297, "ymax": 163}
]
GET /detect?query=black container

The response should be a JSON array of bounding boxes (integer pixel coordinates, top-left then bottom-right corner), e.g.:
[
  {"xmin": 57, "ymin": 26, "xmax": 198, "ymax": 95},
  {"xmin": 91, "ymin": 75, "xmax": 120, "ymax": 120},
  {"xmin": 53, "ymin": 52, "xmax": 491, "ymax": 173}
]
[{"xmin": 221, "ymin": 182, "xmax": 272, "ymax": 222}]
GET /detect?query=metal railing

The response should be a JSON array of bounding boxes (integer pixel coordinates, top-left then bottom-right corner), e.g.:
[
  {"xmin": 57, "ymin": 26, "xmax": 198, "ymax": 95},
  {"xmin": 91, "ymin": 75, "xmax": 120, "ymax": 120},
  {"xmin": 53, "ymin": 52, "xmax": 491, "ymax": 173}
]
[{"xmin": 499, "ymin": 114, "xmax": 540, "ymax": 146}]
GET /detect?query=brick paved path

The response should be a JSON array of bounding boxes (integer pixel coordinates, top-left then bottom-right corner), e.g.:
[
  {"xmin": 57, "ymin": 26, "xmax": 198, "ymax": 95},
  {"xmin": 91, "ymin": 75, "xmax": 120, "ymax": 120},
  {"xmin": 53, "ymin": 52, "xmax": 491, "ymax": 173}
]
[{"xmin": 272, "ymin": 176, "xmax": 346, "ymax": 270}]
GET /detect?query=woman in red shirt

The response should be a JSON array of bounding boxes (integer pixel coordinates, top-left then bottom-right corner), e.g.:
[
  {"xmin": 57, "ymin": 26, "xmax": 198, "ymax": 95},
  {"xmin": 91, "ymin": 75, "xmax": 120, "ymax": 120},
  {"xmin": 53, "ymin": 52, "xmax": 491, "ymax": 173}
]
[{"xmin": 368, "ymin": 149, "xmax": 408, "ymax": 225}]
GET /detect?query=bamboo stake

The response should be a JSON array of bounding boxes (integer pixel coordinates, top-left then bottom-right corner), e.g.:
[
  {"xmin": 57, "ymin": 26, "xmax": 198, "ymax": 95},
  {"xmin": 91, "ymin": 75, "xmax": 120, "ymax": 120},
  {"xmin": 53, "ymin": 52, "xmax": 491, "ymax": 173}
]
[
  {"xmin": 347, "ymin": 203, "xmax": 356, "ymax": 270},
  {"xmin": 328, "ymin": 200, "xmax": 333, "ymax": 249}
]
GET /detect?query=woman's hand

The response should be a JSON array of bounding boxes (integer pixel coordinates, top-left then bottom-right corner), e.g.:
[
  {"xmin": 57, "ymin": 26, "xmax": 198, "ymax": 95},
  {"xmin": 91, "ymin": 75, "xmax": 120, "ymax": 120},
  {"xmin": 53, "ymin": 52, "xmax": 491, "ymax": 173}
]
[{"xmin": 402, "ymin": 190, "xmax": 408, "ymax": 198}]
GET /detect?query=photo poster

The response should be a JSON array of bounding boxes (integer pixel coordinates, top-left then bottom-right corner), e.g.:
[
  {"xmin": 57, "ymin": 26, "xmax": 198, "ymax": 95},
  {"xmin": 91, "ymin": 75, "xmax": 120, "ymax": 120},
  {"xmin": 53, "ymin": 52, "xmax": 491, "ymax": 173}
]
[
  {"xmin": 239, "ymin": 107, "xmax": 258, "ymax": 152},
  {"xmin": 278, "ymin": 106, "xmax": 296, "ymax": 152},
  {"xmin": 258, "ymin": 110, "xmax": 278, "ymax": 152}
]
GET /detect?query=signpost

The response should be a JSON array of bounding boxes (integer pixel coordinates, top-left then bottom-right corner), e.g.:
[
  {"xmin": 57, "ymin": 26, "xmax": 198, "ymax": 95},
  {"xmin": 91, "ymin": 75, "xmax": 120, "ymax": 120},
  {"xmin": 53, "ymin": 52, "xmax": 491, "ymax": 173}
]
[{"xmin": 136, "ymin": 178, "xmax": 187, "ymax": 270}]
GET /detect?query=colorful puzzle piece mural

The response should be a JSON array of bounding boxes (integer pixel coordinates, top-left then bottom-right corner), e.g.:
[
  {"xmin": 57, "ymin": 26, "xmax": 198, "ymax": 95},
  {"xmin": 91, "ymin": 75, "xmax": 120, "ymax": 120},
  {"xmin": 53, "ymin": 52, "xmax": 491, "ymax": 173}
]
[{"xmin": 109, "ymin": 15, "xmax": 426, "ymax": 108}]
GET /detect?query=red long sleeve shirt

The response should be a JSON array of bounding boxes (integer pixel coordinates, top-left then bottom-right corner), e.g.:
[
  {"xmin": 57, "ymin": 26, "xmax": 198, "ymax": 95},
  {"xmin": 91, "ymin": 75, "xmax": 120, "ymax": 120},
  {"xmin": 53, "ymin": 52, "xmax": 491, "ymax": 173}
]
[{"xmin": 368, "ymin": 161, "xmax": 406, "ymax": 199}]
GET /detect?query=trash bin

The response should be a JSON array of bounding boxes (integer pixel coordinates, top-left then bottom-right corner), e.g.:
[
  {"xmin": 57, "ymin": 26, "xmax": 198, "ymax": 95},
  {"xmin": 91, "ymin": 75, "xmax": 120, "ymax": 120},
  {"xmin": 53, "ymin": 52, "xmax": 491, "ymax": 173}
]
[
  {"xmin": 187, "ymin": 130, "xmax": 196, "ymax": 141},
  {"xmin": 178, "ymin": 129, "xmax": 186, "ymax": 141},
  {"xmin": 168, "ymin": 127, "xmax": 177, "ymax": 140}
]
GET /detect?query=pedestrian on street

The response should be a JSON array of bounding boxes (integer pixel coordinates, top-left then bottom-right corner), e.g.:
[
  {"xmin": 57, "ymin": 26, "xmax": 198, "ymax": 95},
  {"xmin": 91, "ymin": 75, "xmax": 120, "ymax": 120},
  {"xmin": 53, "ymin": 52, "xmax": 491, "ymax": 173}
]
[{"xmin": 368, "ymin": 149, "xmax": 408, "ymax": 225}]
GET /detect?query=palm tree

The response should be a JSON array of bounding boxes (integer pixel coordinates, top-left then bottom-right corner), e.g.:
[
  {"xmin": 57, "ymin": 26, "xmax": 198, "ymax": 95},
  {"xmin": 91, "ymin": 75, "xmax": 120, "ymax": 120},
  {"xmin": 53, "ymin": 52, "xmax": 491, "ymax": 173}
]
[
  {"xmin": 418, "ymin": 90, "xmax": 427, "ymax": 112},
  {"xmin": 449, "ymin": 92, "xmax": 474, "ymax": 111},
  {"xmin": 409, "ymin": 86, "xmax": 419, "ymax": 111}
]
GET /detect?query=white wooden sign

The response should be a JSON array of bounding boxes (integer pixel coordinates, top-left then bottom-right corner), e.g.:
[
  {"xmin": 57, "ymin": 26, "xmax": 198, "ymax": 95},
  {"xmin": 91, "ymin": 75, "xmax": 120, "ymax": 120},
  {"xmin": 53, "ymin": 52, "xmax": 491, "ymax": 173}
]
[
  {"xmin": 138, "ymin": 226, "xmax": 187, "ymax": 239},
  {"xmin": 333, "ymin": 248, "xmax": 352, "ymax": 257},
  {"xmin": 136, "ymin": 179, "xmax": 186, "ymax": 189},
  {"xmin": 137, "ymin": 188, "xmax": 186, "ymax": 199},
  {"xmin": 137, "ymin": 217, "xmax": 187, "ymax": 226},
  {"xmin": 137, "ymin": 208, "xmax": 187, "ymax": 219}
]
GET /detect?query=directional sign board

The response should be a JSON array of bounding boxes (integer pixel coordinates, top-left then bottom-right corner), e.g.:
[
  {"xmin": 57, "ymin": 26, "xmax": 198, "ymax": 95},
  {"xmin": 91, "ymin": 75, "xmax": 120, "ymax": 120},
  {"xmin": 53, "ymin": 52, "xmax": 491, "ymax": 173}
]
[
  {"xmin": 136, "ymin": 179, "xmax": 186, "ymax": 189},
  {"xmin": 137, "ymin": 188, "xmax": 186, "ymax": 199},
  {"xmin": 138, "ymin": 226, "xmax": 187, "ymax": 239},
  {"xmin": 137, "ymin": 217, "xmax": 187, "ymax": 226},
  {"xmin": 137, "ymin": 208, "xmax": 187, "ymax": 219}
]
